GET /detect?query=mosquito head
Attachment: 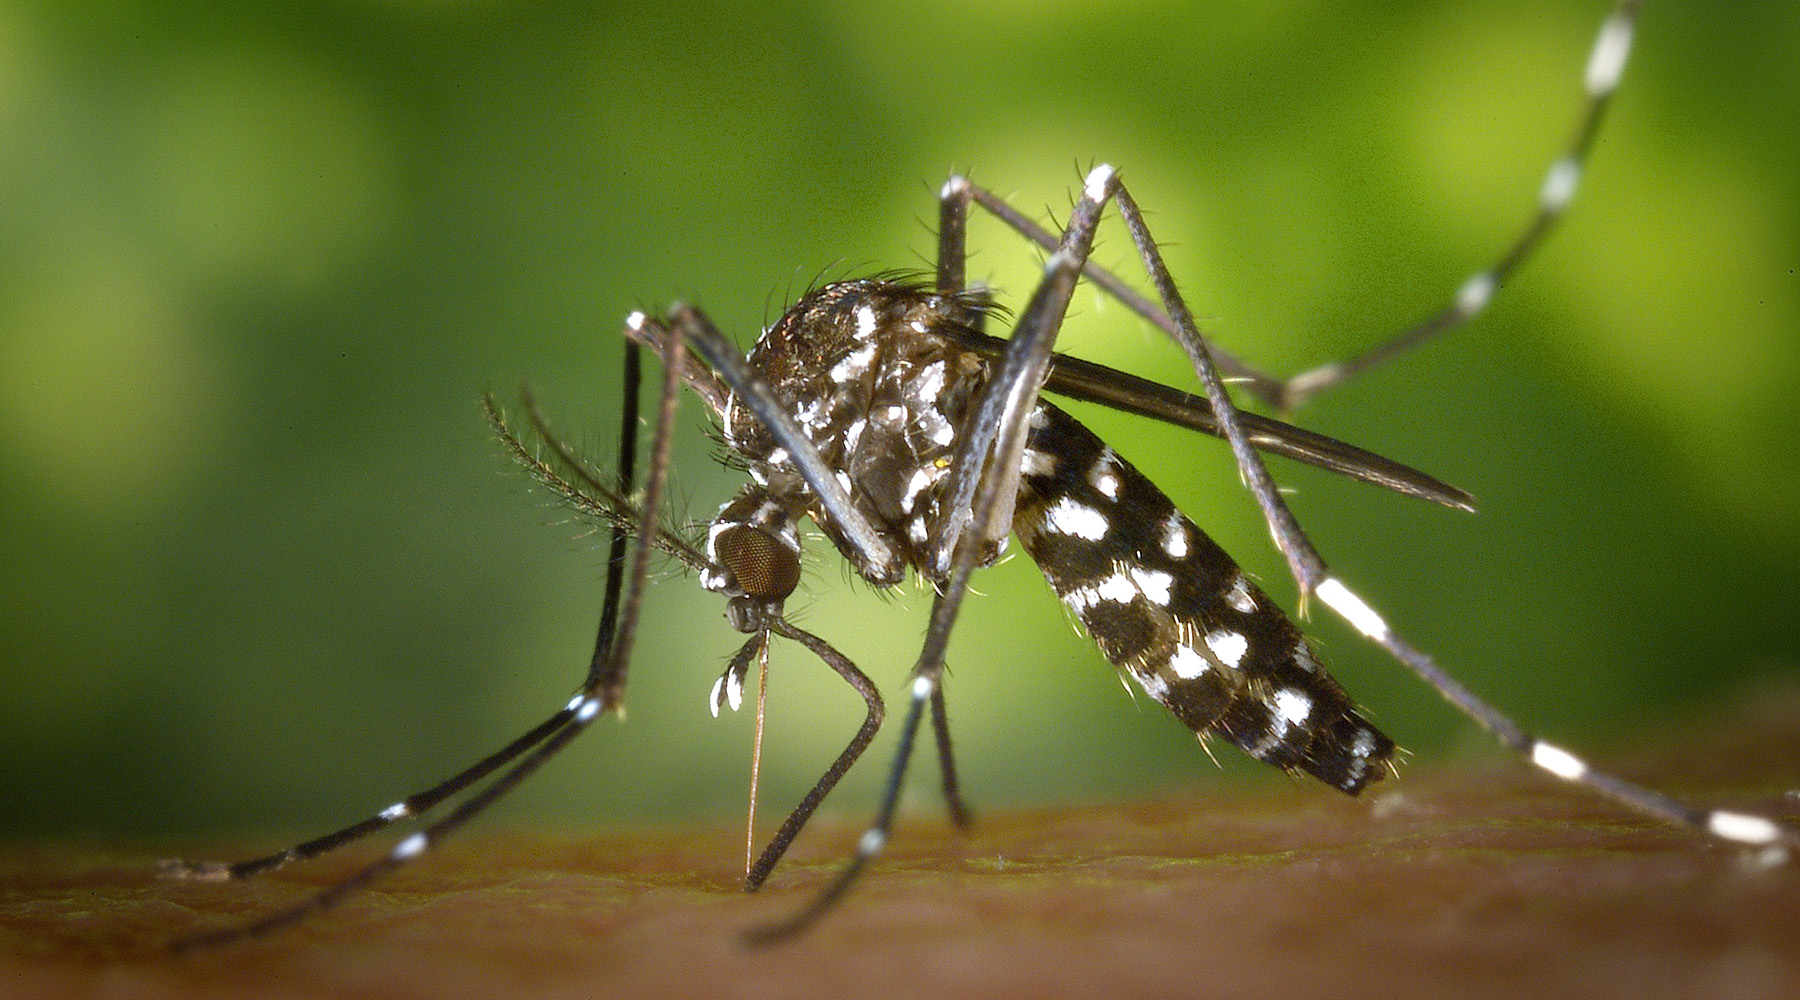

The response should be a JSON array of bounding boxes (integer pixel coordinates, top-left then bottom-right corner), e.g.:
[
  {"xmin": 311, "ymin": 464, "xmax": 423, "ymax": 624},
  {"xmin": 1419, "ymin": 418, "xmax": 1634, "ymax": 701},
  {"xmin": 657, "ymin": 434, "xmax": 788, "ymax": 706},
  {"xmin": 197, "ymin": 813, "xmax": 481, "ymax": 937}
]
[{"xmin": 703, "ymin": 487, "xmax": 806, "ymax": 631}]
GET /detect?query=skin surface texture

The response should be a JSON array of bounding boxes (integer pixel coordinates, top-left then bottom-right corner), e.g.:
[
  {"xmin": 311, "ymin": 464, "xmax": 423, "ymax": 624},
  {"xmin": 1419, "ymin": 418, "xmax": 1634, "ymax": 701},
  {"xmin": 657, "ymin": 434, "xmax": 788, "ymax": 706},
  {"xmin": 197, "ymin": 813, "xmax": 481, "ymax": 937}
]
[{"xmin": 5, "ymin": 693, "xmax": 1797, "ymax": 1000}]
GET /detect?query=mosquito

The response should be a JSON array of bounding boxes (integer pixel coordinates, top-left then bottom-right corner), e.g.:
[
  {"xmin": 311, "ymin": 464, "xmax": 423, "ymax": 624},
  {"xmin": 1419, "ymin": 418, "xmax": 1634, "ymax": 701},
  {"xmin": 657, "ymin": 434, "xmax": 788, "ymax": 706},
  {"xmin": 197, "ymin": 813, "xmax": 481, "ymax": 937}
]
[{"xmin": 164, "ymin": 0, "xmax": 1794, "ymax": 950}]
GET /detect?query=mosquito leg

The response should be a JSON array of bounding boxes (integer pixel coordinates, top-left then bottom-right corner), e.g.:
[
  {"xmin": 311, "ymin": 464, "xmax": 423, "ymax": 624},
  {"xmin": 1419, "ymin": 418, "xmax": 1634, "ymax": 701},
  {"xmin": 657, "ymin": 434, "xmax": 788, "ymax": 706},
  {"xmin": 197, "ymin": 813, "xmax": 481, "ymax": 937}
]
[
  {"xmin": 588, "ymin": 341, "xmax": 641, "ymax": 698},
  {"xmin": 937, "ymin": 175, "xmax": 971, "ymax": 295},
  {"xmin": 171, "ymin": 328, "xmax": 685, "ymax": 951},
  {"xmin": 750, "ymin": 166, "xmax": 1124, "ymax": 941},
  {"xmin": 744, "ymin": 673, "xmax": 931, "ymax": 946},
  {"xmin": 1105, "ymin": 168, "xmax": 1798, "ymax": 861},
  {"xmin": 955, "ymin": 175, "xmax": 1269, "ymax": 390},
  {"xmin": 1274, "ymin": 0, "xmax": 1641, "ymax": 410},
  {"xmin": 930, "ymin": 176, "xmax": 987, "ymax": 833},
  {"xmin": 1107, "ymin": 179, "xmax": 1328, "ymax": 599},
  {"xmin": 158, "ymin": 706, "xmax": 585, "ymax": 883},
  {"xmin": 928, "ymin": 165, "xmax": 1118, "ymax": 579},
  {"xmin": 161, "ymin": 344, "xmax": 654, "ymax": 891},
  {"xmin": 930, "ymin": 684, "xmax": 973, "ymax": 830},
  {"xmin": 1316, "ymin": 580, "xmax": 1799, "ymax": 859},
  {"xmin": 168, "ymin": 700, "xmax": 601, "ymax": 952},
  {"xmin": 743, "ymin": 619, "xmax": 885, "ymax": 892},
  {"xmin": 958, "ymin": 0, "xmax": 1642, "ymax": 413}
]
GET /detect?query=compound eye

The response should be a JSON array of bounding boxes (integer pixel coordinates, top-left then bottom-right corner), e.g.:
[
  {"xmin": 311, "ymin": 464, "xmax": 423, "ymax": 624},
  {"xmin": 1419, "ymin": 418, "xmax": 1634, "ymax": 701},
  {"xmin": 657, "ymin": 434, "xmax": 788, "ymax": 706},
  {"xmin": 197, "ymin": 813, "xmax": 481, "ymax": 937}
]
[{"xmin": 714, "ymin": 523, "xmax": 801, "ymax": 601}]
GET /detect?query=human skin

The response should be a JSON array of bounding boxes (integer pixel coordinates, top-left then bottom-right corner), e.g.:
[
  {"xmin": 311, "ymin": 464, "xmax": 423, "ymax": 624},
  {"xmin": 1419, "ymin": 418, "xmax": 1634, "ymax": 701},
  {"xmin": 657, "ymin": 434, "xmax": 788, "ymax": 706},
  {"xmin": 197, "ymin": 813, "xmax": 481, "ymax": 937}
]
[{"xmin": 6, "ymin": 695, "xmax": 1798, "ymax": 1000}]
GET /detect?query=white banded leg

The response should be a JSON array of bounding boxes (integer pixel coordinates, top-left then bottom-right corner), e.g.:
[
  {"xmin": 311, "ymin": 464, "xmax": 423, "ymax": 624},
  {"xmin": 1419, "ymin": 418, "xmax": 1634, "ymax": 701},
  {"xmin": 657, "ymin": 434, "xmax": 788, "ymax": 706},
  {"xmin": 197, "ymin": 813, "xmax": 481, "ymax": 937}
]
[
  {"xmin": 752, "ymin": 164, "xmax": 1124, "ymax": 943},
  {"xmin": 944, "ymin": 0, "xmax": 1643, "ymax": 414},
  {"xmin": 1312, "ymin": 574, "xmax": 1797, "ymax": 860},
  {"xmin": 157, "ymin": 695, "xmax": 596, "ymax": 886},
  {"xmin": 1275, "ymin": 0, "xmax": 1641, "ymax": 410},
  {"xmin": 168, "ymin": 318, "xmax": 687, "ymax": 951},
  {"xmin": 1097, "ymin": 164, "xmax": 1797, "ymax": 861},
  {"xmin": 927, "ymin": 163, "xmax": 1120, "ymax": 581}
]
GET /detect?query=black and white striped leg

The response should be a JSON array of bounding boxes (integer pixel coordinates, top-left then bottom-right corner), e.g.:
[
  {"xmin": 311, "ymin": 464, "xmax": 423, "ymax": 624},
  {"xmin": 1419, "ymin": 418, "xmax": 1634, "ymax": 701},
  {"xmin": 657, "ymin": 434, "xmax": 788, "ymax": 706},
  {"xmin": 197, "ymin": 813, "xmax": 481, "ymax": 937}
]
[
  {"xmin": 750, "ymin": 165, "xmax": 1125, "ymax": 941},
  {"xmin": 1099, "ymin": 162, "xmax": 1799, "ymax": 860},
  {"xmin": 157, "ymin": 705, "xmax": 588, "ymax": 887},
  {"xmin": 1273, "ymin": 0, "xmax": 1642, "ymax": 410},
  {"xmin": 168, "ymin": 322, "xmax": 686, "ymax": 951},
  {"xmin": 161, "ymin": 347, "xmax": 659, "ymax": 893},
  {"xmin": 943, "ymin": 0, "xmax": 1643, "ymax": 414},
  {"xmin": 1312, "ymin": 578, "xmax": 1799, "ymax": 860},
  {"xmin": 926, "ymin": 164, "xmax": 1119, "ymax": 580},
  {"xmin": 1106, "ymin": 179, "xmax": 1329, "ymax": 599}
]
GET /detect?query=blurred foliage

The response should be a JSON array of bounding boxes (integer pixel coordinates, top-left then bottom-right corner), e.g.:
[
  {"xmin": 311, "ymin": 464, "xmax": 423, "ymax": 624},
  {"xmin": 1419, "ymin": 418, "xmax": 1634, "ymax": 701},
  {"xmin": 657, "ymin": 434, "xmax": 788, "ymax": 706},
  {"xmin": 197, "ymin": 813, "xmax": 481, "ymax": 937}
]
[{"xmin": 1, "ymin": 1, "xmax": 1796, "ymax": 840}]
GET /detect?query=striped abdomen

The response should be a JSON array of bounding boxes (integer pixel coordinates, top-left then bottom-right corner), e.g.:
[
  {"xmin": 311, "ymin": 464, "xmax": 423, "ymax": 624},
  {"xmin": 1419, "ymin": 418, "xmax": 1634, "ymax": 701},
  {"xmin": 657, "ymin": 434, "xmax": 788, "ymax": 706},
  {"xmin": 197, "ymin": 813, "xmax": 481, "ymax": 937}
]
[{"xmin": 1013, "ymin": 401, "xmax": 1394, "ymax": 793}]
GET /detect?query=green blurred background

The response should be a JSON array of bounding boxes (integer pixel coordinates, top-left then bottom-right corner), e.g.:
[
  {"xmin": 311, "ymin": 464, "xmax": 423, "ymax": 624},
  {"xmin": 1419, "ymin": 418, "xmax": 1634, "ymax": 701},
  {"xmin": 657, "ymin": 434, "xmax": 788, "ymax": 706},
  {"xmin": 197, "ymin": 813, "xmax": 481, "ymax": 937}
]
[{"xmin": 2, "ymin": 1, "xmax": 1796, "ymax": 842}]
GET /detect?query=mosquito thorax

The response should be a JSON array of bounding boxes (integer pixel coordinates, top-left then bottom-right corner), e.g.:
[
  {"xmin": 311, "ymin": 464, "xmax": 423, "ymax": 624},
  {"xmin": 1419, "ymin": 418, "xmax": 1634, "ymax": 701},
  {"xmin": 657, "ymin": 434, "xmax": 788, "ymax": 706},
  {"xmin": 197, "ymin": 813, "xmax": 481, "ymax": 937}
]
[{"xmin": 724, "ymin": 280, "xmax": 995, "ymax": 587}]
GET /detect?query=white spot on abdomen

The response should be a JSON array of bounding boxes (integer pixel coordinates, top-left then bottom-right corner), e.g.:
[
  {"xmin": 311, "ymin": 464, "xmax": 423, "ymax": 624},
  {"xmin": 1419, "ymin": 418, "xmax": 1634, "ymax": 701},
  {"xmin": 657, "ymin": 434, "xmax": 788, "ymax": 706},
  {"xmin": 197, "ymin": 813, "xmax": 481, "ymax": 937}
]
[
  {"xmin": 1129, "ymin": 566, "xmax": 1173, "ymax": 606},
  {"xmin": 1042, "ymin": 497, "xmax": 1109, "ymax": 541},
  {"xmin": 1271, "ymin": 689, "xmax": 1312, "ymax": 732},
  {"xmin": 1161, "ymin": 513, "xmax": 1188, "ymax": 559},
  {"xmin": 1224, "ymin": 573, "xmax": 1255, "ymax": 613},
  {"xmin": 1088, "ymin": 448, "xmax": 1121, "ymax": 498},
  {"xmin": 1204, "ymin": 629, "xmax": 1248, "ymax": 669},
  {"xmin": 1169, "ymin": 644, "xmax": 1210, "ymax": 680},
  {"xmin": 1094, "ymin": 570, "xmax": 1137, "ymax": 604}
]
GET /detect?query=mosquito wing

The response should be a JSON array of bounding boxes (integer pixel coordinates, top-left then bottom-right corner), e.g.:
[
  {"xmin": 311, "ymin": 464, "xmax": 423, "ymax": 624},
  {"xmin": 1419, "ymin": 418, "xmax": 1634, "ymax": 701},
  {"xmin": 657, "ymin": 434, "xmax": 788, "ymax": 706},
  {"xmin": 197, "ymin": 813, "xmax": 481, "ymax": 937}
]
[{"xmin": 937, "ymin": 325, "xmax": 1475, "ymax": 513}]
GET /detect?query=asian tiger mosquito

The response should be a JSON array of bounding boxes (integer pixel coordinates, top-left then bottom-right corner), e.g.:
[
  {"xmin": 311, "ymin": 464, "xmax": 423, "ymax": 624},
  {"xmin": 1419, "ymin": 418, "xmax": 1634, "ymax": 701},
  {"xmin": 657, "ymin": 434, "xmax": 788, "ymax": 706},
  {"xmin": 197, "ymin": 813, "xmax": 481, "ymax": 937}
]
[{"xmin": 164, "ymin": 0, "xmax": 1797, "ymax": 950}]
